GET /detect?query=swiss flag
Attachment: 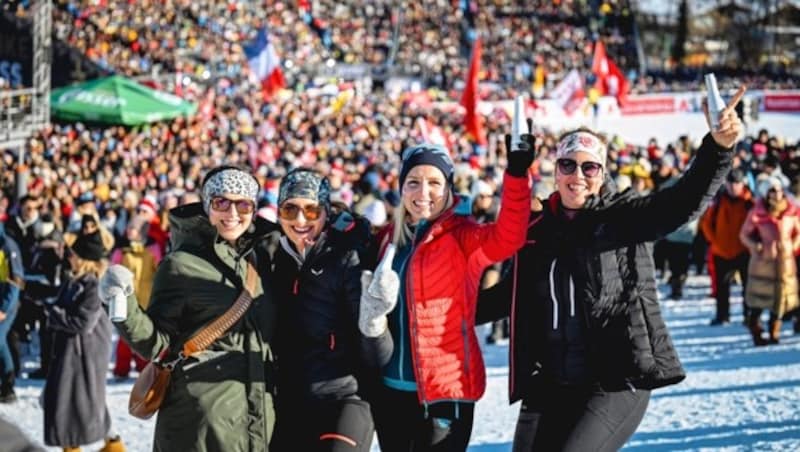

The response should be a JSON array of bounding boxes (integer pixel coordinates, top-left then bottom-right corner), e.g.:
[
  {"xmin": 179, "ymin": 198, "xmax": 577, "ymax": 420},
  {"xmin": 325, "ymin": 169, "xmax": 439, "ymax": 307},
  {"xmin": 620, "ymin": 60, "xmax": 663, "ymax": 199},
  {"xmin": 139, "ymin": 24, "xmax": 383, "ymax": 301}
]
[
  {"xmin": 460, "ymin": 38, "xmax": 487, "ymax": 146},
  {"xmin": 592, "ymin": 40, "xmax": 629, "ymax": 105}
]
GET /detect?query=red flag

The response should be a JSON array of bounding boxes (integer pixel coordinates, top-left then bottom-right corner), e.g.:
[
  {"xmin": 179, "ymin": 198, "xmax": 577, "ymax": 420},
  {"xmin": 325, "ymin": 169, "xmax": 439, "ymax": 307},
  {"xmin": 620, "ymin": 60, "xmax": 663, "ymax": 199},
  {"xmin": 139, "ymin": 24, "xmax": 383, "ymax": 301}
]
[
  {"xmin": 591, "ymin": 40, "xmax": 629, "ymax": 105},
  {"xmin": 460, "ymin": 38, "xmax": 487, "ymax": 146}
]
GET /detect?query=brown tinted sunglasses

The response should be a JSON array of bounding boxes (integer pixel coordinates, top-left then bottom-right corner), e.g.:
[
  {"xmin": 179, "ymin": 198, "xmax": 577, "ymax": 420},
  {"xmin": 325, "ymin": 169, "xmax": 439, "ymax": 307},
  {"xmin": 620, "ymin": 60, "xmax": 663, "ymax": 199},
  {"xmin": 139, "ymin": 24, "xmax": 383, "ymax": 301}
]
[
  {"xmin": 278, "ymin": 203, "xmax": 323, "ymax": 221},
  {"xmin": 210, "ymin": 197, "xmax": 255, "ymax": 215}
]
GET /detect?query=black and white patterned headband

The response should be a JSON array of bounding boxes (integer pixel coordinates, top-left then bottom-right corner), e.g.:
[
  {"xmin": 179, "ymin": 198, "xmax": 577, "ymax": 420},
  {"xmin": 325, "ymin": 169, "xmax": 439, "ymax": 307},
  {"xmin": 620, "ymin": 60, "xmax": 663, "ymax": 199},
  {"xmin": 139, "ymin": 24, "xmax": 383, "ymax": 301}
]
[{"xmin": 202, "ymin": 168, "xmax": 260, "ymax": 213}]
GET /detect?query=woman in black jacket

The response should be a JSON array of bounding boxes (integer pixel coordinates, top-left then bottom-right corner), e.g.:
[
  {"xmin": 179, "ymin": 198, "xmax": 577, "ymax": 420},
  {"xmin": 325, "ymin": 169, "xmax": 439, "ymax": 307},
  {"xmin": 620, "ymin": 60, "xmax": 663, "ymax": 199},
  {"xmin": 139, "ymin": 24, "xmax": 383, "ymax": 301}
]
[
  {"xmin": 267, "ymin": 168, "xmax": 391, "ymax": 452},
  {"xmin": 478, "ymin": 87, "xmax": 746, "ymax": 452}
]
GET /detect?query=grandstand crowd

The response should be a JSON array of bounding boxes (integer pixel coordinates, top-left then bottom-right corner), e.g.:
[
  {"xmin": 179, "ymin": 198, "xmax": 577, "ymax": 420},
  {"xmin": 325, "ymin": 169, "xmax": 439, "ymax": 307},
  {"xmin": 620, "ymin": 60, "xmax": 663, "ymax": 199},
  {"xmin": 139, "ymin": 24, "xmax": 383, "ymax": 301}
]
[{"xmin": 0, "ymin": 0, "xmax": 799, "ymax": 383}]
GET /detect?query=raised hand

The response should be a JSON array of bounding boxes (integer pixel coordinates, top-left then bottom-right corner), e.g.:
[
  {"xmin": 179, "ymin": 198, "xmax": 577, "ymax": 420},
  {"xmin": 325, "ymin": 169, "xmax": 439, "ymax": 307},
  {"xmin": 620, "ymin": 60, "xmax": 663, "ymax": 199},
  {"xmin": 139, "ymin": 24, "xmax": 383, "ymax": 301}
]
[
  {"xmin": 98, "ymin": 264, "xmax": 135, "ymax": 303},
  {"xmin": 703, "ymin": 85, "xmax": 746, "ymax": 149},
  {"xmin": 505, "ymin": 117, "xmax": 536, "ymax": 177},
  {"xmin": 359, "ymin": 244, "xmax": 399, "ymax": 337}
]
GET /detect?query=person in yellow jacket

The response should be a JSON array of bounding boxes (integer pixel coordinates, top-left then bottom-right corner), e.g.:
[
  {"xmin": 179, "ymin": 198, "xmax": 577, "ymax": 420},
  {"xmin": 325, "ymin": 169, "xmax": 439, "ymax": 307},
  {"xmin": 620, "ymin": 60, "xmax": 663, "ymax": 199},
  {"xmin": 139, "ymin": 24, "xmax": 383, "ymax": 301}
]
[{"xmin": 110, "ymin": 216, "xmax": 161, "ymax": 378}]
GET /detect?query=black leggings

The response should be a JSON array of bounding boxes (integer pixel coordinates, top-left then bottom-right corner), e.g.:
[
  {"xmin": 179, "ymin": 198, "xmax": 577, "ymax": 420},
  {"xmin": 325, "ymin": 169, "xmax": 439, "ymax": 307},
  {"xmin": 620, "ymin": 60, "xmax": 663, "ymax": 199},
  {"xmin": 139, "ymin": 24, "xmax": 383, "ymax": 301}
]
[
  {"xmin": 512, "ymin": 382, "xmax": 650, "ymax": 452},
  {"xmin": 272, "ymin": 397, "xmax": 374, "ymax": 452},
  {"xmin": 371, "ymin": 386, "xmax": 474, "ymax": 452}
]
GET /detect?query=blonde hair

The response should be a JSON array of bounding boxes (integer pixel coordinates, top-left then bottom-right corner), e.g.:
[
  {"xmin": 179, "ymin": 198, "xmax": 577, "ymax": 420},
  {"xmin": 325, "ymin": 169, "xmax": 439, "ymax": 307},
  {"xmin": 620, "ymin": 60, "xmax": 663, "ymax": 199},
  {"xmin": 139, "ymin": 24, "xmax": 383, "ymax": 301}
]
[
  {"xmin": 71, "ymin": 256, "xmax": 108, "ymax": 279},
  {"xmin": 392, "ymin": 190, "xmax": 455, "ymax": 248}
]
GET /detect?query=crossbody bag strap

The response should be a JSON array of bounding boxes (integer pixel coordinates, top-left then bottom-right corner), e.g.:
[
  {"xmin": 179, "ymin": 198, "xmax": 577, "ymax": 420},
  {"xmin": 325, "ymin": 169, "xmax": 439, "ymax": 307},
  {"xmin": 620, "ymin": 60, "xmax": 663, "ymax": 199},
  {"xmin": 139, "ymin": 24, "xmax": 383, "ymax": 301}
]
[{"xmin": 179, "ymin": 256, "xmax": 258, "ymax": 357}]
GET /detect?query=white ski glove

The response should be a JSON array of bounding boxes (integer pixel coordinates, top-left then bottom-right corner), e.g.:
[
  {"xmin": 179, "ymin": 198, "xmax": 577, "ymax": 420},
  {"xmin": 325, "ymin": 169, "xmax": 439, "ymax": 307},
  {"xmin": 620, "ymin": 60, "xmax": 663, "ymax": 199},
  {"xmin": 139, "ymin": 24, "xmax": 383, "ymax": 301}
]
[
  {"xmin": 359, "ymin": 244, "xmax": 399, "ymax": 337},
  {"xmin": 98, "ymin": 264, "xmax": 134, "ymax": 303}
]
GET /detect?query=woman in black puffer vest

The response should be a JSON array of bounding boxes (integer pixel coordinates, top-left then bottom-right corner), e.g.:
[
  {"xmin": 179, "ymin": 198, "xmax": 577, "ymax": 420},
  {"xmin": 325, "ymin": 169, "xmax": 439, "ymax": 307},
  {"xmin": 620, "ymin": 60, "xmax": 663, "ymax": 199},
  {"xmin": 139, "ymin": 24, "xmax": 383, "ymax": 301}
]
[{"xmin": 477, "ymin": 87, "xmax": 745, "ymax": 452}]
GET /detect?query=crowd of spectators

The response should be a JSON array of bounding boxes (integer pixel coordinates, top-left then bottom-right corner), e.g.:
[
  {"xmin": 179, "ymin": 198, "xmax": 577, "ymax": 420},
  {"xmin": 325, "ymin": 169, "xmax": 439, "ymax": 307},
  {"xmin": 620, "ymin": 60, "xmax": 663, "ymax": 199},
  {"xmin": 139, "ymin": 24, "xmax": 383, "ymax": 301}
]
[{"xmin": 1, "ymin": 0, "xmax": 800, "ymax": 397}]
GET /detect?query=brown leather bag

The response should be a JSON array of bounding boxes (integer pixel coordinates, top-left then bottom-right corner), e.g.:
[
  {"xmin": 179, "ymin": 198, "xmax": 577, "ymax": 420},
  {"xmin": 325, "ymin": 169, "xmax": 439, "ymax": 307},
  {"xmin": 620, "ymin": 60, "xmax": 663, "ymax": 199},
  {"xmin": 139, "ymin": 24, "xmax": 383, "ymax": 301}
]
[{"xmin": 128, "ymin": 259, "xmax": 258, "ymax": 420}]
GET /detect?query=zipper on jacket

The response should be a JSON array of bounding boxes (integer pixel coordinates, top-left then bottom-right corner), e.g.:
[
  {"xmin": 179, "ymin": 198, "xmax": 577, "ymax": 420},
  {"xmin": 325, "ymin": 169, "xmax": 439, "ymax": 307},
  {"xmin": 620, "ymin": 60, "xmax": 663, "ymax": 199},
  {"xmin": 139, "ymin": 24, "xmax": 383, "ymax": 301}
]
[
  {"xmin": 329, "ymin": 332, "xmax": 335, "ymax": 351},
  {"xmin": 396, "ymin": 245, "xmax": 414, "ymax": 385},
  {"xmin": 549, "ymin": 260, "xmax": 558, "ymax": 329},
  {"xmin": 509, "ymin": 254, "xmax": 519, "ymax": 399},
  {"xmin": 569, "ymin": 275, "xmax": 575, "ymax": 318},
  {"xmin": 292, "ymin": 279, "xmax": 299, "ymax": 295},
  {"xmin": 407, "ymin": 226, "xmax": 428, "ymax": 406},
  {"xmin": 461, "ymin": 320, "xmax": 471, "ymax": 381}
]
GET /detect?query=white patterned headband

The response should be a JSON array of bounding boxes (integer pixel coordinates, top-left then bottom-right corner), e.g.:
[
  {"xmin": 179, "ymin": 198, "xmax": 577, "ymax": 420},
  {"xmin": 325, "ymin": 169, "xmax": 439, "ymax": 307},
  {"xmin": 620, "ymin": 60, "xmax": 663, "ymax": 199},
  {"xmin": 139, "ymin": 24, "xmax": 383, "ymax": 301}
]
[
  {"xmin": 202, "ymin": 169, "xmax": 260, "ymax": 213},
  {"xmin": 556, "ymin": 131, "xmax": 607, "ymax": 166}
]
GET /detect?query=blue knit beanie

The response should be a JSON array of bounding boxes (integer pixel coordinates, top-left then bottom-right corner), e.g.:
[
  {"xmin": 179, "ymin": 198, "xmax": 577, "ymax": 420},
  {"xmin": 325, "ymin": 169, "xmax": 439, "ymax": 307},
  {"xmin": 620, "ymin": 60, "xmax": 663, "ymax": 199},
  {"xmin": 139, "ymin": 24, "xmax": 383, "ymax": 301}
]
[{"xmin": 399, "ymin": 144, "xmax": 454, "ymax": 192}]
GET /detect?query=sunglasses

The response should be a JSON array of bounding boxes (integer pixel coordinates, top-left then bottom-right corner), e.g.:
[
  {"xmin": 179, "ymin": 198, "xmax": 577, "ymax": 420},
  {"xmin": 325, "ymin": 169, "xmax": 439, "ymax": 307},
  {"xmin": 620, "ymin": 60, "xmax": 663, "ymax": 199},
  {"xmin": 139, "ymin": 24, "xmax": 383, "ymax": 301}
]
[
  {"xmin": 210, "ymin": 197, "xmax": 255, "ymax": 215},
  {"xmin": 556, "ymin": 159, "xmax": 603, "ymax": 178},
  {"xmin": 278, "ymin": 203, "xmax": 324, "ymax": 221}
]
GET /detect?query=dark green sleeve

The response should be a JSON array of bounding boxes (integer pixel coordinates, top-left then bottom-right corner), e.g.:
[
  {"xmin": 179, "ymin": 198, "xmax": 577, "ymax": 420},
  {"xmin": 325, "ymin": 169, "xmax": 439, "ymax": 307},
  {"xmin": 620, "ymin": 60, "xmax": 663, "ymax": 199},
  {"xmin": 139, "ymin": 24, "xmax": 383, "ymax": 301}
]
[{"xmin": 114, "ymin": 254, "xmax": 186, "ymax": 359}]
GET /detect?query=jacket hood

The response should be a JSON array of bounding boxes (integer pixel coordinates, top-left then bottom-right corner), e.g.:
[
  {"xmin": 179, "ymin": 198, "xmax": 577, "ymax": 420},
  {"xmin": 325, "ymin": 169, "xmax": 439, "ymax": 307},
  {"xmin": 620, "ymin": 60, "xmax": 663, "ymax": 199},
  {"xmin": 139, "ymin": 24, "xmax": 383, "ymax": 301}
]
[{"xmin": 168, "ymin": 202, "xmax": 279, "ymax": 252}]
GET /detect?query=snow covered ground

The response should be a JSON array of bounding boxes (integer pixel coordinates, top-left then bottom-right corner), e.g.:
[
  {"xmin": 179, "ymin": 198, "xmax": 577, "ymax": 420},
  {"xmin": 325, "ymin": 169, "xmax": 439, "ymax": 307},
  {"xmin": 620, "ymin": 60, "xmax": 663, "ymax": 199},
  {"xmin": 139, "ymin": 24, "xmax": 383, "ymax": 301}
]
[{"xmin": 2, "ymin": 273, "xmax": 799, "ymax": 451}]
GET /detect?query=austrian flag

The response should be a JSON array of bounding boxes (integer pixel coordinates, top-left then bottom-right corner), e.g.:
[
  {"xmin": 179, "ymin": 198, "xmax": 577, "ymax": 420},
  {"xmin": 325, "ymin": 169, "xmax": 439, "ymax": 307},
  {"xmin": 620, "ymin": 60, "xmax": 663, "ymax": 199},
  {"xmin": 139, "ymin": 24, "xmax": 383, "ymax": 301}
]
[{"xmin": 244, "ymin": 28, "xmax": 286, "ymax": 100}]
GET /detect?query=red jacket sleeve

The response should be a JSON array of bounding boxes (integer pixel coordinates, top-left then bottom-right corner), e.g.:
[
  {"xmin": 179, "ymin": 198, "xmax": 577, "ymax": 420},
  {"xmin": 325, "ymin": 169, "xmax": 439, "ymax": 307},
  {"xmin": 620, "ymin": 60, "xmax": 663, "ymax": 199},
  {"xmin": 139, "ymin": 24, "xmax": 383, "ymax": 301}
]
[{"xmin": 455, "ymin": 172, "xmax": 531, "ymax": 264}]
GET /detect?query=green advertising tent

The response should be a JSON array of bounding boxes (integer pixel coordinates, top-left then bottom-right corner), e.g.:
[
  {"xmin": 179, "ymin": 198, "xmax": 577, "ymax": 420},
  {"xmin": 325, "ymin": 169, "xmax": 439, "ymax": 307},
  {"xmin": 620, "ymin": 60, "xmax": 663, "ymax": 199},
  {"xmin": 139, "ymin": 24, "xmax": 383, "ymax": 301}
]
[{"xmin": 50, "ymin": 75, "xmax": 197, "ymax": 126}]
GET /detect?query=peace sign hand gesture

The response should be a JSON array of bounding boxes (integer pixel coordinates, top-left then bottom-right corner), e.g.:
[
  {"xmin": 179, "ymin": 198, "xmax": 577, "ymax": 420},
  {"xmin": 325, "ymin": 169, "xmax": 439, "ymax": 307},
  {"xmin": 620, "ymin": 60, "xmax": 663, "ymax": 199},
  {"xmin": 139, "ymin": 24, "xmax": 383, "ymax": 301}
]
[{"xmin": 703, "ymin": 85, "xmax": 747, "ymax": 150}]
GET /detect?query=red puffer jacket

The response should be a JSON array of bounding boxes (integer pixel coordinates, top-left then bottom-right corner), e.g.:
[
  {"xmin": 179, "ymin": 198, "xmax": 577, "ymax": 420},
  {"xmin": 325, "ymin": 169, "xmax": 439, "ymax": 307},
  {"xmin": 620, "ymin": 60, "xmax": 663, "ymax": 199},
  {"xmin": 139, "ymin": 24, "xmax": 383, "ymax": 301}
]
[{"xmin": 378, "ymin": 173, "xmax": 531, "ymax": 404}]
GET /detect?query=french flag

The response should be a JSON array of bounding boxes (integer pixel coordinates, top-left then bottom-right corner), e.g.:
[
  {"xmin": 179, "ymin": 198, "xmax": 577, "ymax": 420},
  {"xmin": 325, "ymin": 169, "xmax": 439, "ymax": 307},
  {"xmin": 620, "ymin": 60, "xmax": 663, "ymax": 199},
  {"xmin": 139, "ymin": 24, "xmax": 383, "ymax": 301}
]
[{"xmin": 244, "ymin": 27, "xmax": 286, "ymax": 100}]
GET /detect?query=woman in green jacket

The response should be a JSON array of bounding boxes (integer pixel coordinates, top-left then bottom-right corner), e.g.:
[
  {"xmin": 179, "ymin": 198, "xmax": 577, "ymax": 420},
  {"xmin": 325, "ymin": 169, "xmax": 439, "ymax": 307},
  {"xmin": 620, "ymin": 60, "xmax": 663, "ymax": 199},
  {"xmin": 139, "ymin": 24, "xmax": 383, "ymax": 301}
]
[{"xmin": 100, "ymin": 165, "xmax": 278, "ymax": 452}]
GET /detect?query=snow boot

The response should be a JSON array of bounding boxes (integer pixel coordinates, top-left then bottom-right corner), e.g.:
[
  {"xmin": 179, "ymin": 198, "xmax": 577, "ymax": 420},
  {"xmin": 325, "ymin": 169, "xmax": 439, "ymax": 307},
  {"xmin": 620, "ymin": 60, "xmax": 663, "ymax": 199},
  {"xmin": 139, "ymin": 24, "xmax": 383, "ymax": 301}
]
[
  {"xmin": 748, "ymin": 317, "xmax": 768, "ymax": 347},
  {"xmin": 0, "ymin": 372, "xmax": 16, "ymax": 403},
  {"xmin": 768, "ymin": 319, "xmax": 782, "ymax": 345},
  {"xmin": 99, "ymin": 436, "xmax": 125, "ymax": 452}
]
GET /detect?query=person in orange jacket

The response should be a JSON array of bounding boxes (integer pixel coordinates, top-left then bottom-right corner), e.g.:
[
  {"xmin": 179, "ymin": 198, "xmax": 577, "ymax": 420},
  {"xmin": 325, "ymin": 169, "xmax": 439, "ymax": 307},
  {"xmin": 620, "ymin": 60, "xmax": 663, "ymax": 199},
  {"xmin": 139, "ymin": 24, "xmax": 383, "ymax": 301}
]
[{"xmin": 700, "ymin": 167, "xmax": 754, "ymax": 325}]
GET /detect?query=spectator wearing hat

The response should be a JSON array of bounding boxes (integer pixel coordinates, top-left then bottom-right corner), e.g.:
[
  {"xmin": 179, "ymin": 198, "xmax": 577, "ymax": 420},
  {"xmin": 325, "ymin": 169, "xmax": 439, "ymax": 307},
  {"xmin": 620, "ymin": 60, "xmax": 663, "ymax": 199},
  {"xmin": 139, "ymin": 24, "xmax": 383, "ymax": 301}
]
[
  {"xmin": 701, "ymin": 167, "xmax": 755, "ymax": 325},
  {"xmin": 364, "ymin": 138, "xmax": 533, "ymax": 450},
  {"xmin": 99, "ymin": 165, "xmax": 278, "ymax": 451},
  {"xmin": 739, "ymin": 177, "xmax": 800, "ymax": 345},
  {"xmin": 268, "ymin": 168, "xmax": 381, "ymax": 452},
  {"xmin": 477, "ymin": 87, "xmax": 743, "ymax": 450},
  {"xmin": 66, "ymin": 192, "xmax": 116, "ymax": 257},
  {"xmin": 136, "ymin": 196, "xmax": 169, "ymax": 256},
  {"xmin": 42, "ymin": 227, "xmax": 125, "ymax": 452}
]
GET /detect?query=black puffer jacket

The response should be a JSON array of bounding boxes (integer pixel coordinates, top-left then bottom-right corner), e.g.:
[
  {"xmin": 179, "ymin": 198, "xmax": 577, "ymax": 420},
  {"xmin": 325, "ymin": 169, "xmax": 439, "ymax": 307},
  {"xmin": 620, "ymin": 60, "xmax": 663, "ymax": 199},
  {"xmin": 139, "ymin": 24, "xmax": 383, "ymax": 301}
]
[
  {"xmin": 478, "ymin": 134, "xmax": 731, "ymax": 402},
  {"xmin": 265, "ymin": 211, "xmax": 391, "ymax": 402}
]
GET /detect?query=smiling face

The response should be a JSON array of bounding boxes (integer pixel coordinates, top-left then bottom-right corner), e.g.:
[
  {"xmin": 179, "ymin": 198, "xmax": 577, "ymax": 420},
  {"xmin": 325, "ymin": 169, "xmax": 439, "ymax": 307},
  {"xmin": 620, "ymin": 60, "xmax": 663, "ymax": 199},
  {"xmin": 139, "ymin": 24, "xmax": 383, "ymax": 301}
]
[
  {"xmin": 207, "ymin": 193, "xmax": 254, "ymax": 244},
  {"xmin": 555, "ymin": 151, "xmax": 604, "ymax": 209},
  {"xmin": 401, "ymin": 165, "xmax": 449, "ymax": 224},
  {"xmin": 278, "ymin": 197, "xmax": 327, "ymax": 253}
]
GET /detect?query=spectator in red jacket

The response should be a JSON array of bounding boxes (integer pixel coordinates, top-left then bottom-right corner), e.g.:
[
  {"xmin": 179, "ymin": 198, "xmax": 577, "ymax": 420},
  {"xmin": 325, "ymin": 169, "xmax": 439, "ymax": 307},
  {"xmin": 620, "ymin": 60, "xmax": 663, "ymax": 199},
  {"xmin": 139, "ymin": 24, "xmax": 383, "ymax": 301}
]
[{"xmin": 362, "ymin": 138, "xmax": 533, "ymax": 451}]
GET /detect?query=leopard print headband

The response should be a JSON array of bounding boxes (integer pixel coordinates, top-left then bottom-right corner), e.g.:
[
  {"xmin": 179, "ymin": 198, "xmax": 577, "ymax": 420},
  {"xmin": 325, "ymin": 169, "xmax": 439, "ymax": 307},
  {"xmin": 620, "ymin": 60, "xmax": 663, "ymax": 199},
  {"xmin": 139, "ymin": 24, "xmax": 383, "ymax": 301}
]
[{"xmin": 202, "ymin": 169, "xmax": 260, "ymax": 214}]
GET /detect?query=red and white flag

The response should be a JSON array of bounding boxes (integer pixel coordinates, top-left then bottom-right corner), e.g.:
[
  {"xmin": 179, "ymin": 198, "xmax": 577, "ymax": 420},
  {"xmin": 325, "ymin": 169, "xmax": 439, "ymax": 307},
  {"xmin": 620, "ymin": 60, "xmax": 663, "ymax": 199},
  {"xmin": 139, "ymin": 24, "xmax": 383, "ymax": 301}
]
[
  {"xmin": 592, "ymin": 40, "xmax": 628, "ymax": 105},
  {"xmin": 244, "ymin": 27, "xmax": 286, "ymax": 100},
  {"xmin": 415, "ymin": 117, "xmax": 450, "ymax": 148},
  {"xmin": 550, "ymin": 69, "xmax": 585, "ymax": 115}
]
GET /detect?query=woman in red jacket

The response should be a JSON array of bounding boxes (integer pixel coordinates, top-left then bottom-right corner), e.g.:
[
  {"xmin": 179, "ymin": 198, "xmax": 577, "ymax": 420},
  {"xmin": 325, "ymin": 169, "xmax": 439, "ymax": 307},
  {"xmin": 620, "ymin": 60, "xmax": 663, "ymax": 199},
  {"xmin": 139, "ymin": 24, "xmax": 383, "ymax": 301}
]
[{"xmin": 360, "ymin": 139, "xmax": 533, "ymax": 451}]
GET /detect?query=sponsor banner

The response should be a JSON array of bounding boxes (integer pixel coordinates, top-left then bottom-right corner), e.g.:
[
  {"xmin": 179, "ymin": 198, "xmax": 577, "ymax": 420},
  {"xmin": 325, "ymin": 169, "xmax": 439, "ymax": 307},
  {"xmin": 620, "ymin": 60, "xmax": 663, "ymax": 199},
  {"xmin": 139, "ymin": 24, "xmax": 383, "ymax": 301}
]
[
  {"xmin": 762, "ymin": 92, "xmax": 800, "ymax": 112},
  {"xmin": 620, "ymin": 96, "xmax": 676, "ymax": 115}
]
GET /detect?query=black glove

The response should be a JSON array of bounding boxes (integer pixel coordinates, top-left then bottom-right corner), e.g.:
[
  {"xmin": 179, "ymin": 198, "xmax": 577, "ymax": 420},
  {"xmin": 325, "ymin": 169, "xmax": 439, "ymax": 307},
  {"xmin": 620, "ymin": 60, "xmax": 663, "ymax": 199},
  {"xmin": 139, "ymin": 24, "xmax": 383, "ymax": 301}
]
[{"xmin": 505, "ymin": 124, "xmax": 536, "ymax": 177}]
